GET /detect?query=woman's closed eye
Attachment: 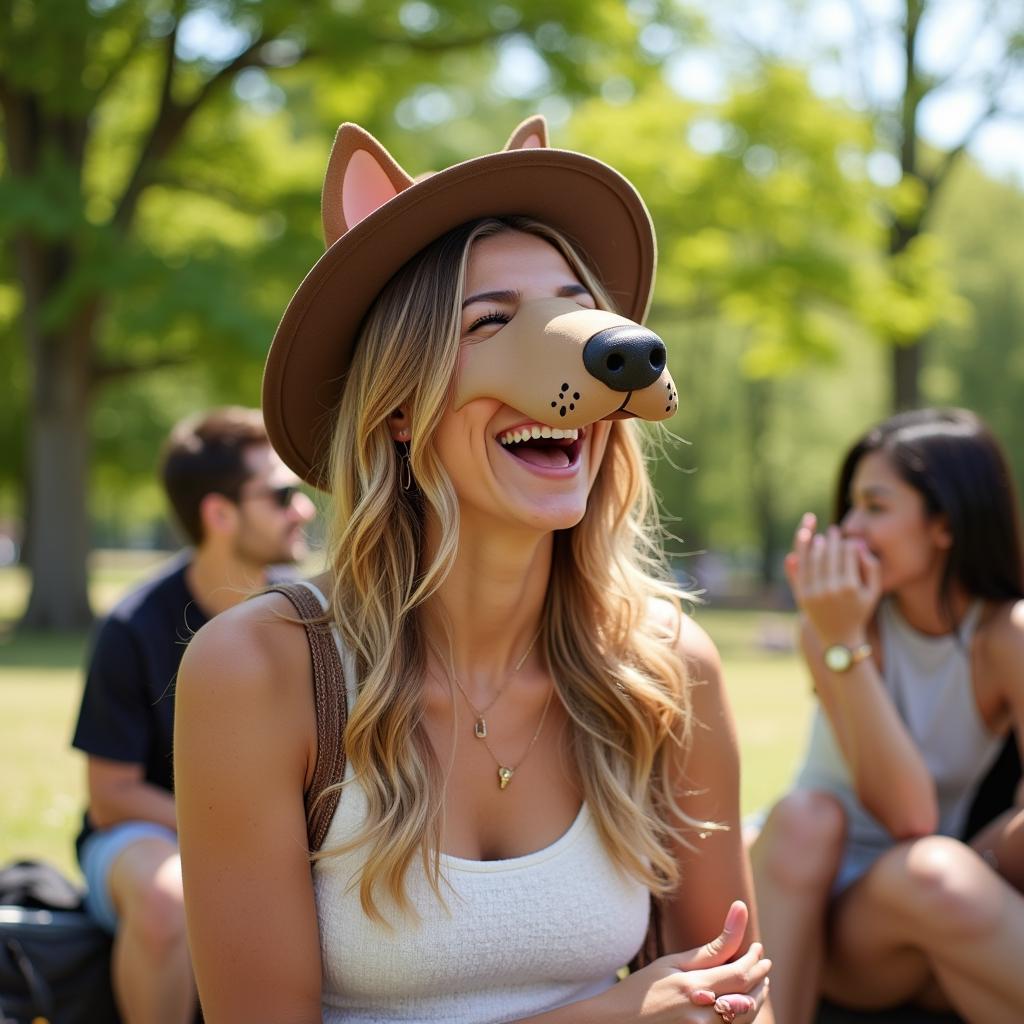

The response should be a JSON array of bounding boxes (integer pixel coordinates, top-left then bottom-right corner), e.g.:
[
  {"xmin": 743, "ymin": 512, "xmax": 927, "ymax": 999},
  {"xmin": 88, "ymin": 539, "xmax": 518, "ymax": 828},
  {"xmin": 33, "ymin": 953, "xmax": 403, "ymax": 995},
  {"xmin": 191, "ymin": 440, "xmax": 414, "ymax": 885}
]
[{"xmin": 466, "ymin": 310, "xmax": 511, "ymax": 333}]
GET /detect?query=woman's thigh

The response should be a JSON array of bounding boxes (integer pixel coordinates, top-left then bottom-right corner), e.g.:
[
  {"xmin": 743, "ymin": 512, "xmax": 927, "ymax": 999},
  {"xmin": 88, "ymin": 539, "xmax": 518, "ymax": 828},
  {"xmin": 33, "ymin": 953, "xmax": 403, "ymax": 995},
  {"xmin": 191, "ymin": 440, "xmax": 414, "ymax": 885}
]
[
  {"xmin": 821, "ymin": 834, "xmax": 1010, "ymax": 1011},
  {"xmin": 820, "ymin": 846, "xmax": 939, "ymax": 1009}
]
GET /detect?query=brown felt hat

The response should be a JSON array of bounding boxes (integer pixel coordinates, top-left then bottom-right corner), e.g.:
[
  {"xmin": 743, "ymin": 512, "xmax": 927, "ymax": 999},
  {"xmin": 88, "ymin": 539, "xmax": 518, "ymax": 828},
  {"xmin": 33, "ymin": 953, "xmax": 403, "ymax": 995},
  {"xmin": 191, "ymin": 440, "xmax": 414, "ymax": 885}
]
[{"xmin": 262, "ymin": 115, "xmax": 657, "ymax": 488}]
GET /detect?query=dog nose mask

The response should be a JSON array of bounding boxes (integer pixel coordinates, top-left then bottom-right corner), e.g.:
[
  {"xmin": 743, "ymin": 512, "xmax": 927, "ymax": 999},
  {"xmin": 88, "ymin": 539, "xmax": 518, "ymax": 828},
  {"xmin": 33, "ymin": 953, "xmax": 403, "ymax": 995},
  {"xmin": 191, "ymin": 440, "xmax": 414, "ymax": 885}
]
[
  {"xmin": 454, "ymin": 298, "xmax": 678, "ymax": 426},
  {"xmin": 263, "ymin": 113, "xmax": 669, "ymax": 486}
]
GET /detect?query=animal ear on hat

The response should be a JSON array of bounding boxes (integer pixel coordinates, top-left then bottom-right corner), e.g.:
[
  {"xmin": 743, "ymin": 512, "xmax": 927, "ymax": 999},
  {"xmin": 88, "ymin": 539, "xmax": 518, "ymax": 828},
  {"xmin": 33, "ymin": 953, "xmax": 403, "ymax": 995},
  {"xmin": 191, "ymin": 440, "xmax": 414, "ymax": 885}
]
[
  {"xmin": 504, "ymin": 115, "xmax": 548, "ymax": 151},
  {"xmin": 321, "ymin": 123, "xmax": 415, "ymax": 246}
]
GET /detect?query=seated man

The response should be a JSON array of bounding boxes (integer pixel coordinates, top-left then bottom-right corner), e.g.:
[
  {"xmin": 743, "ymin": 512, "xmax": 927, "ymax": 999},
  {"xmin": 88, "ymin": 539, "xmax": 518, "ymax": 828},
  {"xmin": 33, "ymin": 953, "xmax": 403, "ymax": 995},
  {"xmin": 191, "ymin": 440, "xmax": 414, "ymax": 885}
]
[{"xmin": 71, "ymin": 407, "xmax": 315, "ymax": 1024}]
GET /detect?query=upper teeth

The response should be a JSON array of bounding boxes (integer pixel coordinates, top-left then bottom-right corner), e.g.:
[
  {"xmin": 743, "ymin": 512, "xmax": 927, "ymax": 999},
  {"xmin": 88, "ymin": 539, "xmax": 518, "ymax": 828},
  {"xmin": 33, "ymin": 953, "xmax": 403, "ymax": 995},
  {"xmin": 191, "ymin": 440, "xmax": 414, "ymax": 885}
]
[{"xmin": 498, "ymin": 426, "xmax": 580, "ymax": 446}]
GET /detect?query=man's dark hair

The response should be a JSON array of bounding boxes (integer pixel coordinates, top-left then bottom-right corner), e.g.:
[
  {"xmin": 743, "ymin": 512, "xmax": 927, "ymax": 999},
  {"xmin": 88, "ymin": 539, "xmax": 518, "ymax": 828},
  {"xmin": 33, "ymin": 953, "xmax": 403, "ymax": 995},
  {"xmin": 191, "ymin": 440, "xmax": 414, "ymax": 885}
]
[{"xmin": 160, "ymin": 407, "xmax": 269, "ymax": 545}]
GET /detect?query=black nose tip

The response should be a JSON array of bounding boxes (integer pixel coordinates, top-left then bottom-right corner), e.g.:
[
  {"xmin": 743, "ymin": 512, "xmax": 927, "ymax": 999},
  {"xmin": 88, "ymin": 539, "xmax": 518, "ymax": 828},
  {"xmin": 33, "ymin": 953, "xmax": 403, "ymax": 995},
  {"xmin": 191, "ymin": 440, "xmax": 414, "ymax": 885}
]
[{"xmin": 582, "ymin": 325, "xmax": 667, "ymax": 392}]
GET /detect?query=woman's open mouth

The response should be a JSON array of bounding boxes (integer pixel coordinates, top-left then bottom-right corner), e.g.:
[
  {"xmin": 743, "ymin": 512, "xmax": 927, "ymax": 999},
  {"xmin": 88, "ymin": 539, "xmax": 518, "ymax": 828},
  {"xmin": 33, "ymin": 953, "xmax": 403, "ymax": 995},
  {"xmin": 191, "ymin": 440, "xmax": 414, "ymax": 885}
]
[{"xmin": 497, "ymin": 424, "xmax": 583, "ymax": 470}]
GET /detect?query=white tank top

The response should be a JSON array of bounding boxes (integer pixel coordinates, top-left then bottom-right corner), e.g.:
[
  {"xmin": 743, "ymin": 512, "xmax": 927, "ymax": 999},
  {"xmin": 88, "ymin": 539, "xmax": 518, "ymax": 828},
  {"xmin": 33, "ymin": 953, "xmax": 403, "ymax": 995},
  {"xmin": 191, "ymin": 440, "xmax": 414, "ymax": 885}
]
[
  {"xmin": 795, "ymin": 597, "xmax": 1006, "ymax": 892},
  {"xmin": 298, "ymin": 584, "xmax": 650, "ymax": 1024}
]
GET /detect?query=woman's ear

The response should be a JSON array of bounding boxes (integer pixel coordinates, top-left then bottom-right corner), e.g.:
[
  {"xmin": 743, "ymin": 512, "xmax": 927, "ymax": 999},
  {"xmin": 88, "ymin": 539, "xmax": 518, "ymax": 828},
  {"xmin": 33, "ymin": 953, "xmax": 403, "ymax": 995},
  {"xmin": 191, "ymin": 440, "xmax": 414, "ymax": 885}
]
[
  {"xmin": 931, "ymin": 514, "xmax": 954, "ymax": 550},
  {"xmin": 389, "ymin": 407, "xmax": 412, "ymax": 442}
]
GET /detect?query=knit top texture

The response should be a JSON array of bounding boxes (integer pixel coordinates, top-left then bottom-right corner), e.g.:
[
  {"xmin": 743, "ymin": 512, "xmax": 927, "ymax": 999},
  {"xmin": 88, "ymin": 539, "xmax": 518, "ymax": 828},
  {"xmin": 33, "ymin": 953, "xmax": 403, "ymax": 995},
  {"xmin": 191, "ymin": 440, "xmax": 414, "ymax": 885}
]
[
  {"xmin": 299, "ymin": 583, "xmax": 650, "ymax": 1024},
  {"xmin": 795, "ymin": 597, "xmax": 1006, "ymax": 893}
]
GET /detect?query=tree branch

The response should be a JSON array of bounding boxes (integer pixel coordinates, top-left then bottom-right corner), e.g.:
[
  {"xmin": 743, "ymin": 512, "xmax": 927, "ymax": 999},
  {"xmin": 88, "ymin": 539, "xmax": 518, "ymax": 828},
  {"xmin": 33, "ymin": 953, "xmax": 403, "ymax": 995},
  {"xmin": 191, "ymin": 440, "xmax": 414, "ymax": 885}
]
[
  {"xmin": 366, "ymin": 28, "xmax": 499, "ymax": 53},
  {"xmin": 110, "ymin": 19, "xmax": 181, "ymax": 233},
  {"xmin": 899, "ymin": 0, "xmax": 925, "ymax": 177},
  {"xmin": 915, "ymin": 5, "xmax": 993, "ymax": 98},
  {"xmin": 92, "ymin": 17, "xmax": 152, "ymax": 103},
  {"xmin": 109, "ymin": 22, "xmax": 285, "ymax": 236},
  {"xmin": 180, "ymin": 34, "xmax": 282, "ymax": 121},
  {"xmin": 101, "ymin": 14, "xmax": 586, "ymax": 240},
  {"xmin": 923, "ymin": 97, "xmax": 999, "ymax": 199},
  {"xmin": 146, "ymin": 170, "xmax": 269, "ymax": 214},
  {"xmin": 91, "ymin": 352, "xmax": 192, "ymax": 384}
]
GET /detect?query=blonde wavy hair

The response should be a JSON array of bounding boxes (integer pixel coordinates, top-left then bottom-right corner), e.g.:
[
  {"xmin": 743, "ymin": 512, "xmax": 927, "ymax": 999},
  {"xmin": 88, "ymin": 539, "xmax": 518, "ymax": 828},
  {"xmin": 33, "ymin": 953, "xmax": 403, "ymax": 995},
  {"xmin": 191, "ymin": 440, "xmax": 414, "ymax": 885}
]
[{"xmin": 319, "ymin": 216, "xmax": 712, "ymax": 923}]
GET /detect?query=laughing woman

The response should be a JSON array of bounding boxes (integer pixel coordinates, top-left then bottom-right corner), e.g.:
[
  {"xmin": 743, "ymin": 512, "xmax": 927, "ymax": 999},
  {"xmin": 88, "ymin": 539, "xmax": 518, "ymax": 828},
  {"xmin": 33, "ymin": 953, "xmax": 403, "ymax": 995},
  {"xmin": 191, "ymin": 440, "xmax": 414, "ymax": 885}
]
[
  {"xmin": 752, "ymin": 408, "xmax": 1024, "ymax": 1024},
  {"xmin": 173, "ymin": 118, "xmax": 773, "ymax": 1024}
]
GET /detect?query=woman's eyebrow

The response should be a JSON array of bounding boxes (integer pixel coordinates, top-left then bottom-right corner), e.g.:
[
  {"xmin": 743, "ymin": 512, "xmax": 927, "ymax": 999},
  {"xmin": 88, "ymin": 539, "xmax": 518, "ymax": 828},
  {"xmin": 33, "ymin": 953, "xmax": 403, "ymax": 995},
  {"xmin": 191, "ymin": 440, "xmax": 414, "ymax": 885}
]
[
  {"xmin": 462, "ymin": 283, "xmax": 593, "ymax": 309},
  {"xmin": 463, "ymin": 289, "xmax": 519, "ymax": 309},
  {"xmin": 855, "ymin": 484, "xmax": 893, "ymax": 500}
]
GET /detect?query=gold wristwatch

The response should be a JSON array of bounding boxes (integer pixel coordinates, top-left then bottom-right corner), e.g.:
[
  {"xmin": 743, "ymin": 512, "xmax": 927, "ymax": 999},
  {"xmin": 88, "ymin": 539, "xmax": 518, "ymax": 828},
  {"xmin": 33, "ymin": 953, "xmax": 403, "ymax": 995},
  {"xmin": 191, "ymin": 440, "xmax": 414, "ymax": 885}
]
[{"xmin": 823, "ymin": 642, "xmax": 873, "ymax": 673}]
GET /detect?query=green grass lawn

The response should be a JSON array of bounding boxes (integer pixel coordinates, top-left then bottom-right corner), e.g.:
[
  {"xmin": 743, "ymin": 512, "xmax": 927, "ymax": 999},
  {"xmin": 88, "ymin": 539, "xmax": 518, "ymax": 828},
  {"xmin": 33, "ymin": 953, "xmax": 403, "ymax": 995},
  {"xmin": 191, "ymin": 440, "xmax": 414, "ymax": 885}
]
[{"xmin": 0, "ymin": 557, "xmax": 813, "ymax": 880}]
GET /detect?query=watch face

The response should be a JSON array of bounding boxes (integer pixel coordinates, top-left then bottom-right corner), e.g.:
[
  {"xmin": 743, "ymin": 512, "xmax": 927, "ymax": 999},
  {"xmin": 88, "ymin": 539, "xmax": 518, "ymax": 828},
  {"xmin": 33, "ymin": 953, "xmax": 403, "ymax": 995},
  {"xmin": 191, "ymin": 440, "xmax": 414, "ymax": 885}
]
[{"xmin": 824, "ymin": 645, "xmax": 852, "ymax": 672}]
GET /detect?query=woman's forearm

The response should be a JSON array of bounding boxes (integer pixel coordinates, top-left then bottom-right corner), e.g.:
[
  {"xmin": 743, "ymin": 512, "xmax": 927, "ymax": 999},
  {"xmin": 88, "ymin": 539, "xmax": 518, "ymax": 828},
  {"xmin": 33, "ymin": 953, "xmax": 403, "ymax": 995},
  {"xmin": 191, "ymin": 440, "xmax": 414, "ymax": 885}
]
[{"xmin": 811, "ymin": 655, "xmax": 938, "ymax": 837}]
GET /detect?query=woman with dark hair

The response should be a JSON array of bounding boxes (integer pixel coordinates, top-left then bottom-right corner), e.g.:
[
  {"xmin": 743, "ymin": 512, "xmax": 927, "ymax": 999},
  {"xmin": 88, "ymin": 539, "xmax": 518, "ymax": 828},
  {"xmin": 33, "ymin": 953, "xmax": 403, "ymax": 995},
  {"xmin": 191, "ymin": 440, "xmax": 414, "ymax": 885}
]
[{"xmin": 752, "ymin": 408, "xmax": 1024, "ymax": 1024}]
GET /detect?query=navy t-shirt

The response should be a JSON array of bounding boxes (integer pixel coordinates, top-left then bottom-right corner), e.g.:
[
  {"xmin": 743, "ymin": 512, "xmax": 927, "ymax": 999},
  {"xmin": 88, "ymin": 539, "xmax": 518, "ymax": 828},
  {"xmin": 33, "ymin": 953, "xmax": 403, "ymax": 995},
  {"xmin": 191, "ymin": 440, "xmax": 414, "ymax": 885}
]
[{"xmin": 71, "ymin": 554, "xmax": 208, "ymax": 858}]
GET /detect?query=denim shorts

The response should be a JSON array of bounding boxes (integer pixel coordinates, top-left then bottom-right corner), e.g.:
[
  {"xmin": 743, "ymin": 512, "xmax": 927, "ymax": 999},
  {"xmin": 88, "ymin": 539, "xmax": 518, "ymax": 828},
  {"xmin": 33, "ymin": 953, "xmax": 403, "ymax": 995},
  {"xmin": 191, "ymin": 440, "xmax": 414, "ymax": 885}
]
[{"xmin": 79, "ymin": 821, "xmax": 178, "ymax": 933}]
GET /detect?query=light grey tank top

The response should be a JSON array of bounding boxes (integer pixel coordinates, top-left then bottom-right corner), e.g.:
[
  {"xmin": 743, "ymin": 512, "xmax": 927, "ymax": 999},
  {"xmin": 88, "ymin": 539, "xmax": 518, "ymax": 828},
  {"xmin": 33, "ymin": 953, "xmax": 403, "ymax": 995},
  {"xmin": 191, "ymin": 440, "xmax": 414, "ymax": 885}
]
[{"xmin": 794, "ymin": 597, "xmax": 1005, "ymax": 892}]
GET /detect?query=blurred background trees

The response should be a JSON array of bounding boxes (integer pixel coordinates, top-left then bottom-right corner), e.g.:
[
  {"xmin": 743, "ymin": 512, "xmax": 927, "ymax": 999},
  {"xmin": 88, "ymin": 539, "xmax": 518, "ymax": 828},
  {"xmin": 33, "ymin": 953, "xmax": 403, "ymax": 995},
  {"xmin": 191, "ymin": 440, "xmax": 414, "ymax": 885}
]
[{"xmin": 2, "ymin": 0, "xmax": 1022, "ymax": 629}]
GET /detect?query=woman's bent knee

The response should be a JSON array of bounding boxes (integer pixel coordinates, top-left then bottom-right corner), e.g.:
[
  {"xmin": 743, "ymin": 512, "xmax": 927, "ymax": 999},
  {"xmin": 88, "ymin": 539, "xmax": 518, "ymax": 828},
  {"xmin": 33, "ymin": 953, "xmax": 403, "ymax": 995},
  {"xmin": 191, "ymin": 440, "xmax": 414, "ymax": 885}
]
[
  {"xmin": 755, "ymin": 790, "xmax": 846, "ymax": 891},
  {"xmin": 869, "ymin": 835, "xmax": 1003, "ymax": 940}
]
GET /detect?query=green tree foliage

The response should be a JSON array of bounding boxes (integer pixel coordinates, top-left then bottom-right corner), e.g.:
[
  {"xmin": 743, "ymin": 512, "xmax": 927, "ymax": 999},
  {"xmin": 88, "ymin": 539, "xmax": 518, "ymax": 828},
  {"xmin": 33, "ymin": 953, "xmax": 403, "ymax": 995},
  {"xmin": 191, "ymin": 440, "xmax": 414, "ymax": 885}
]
[
  {"xmin": 682, "ymin": 0, "xmax": 1024, "ymax": 409},
  {"xmin": 927, "ymin": 159, "xmax": 1024, "ymax": 491}
]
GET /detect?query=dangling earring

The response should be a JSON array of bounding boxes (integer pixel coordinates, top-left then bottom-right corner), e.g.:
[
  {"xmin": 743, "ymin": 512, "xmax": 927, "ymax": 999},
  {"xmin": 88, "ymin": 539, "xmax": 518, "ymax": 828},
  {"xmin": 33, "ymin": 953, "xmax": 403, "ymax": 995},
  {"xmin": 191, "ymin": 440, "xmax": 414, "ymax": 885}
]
[{"xmin": 399, "ymin": 440, "xmax": 413, "ymax": 491}]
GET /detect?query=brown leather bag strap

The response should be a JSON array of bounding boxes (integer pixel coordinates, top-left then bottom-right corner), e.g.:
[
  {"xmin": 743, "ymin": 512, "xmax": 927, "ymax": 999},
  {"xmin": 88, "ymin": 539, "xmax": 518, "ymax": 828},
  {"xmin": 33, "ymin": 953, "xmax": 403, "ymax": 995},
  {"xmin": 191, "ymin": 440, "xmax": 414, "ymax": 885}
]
[
  {"xmin": 627, "ymin": 893, "xmax": 665, "ymax": 972},
  {"xmin": 266, "ymin": 582, "xmax": 348, "ymax": 853}
]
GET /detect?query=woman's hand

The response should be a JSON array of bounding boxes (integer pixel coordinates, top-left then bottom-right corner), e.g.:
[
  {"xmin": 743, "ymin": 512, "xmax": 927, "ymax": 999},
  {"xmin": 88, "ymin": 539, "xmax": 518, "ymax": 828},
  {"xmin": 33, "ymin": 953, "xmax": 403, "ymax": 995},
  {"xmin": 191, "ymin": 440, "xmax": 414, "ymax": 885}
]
[
  {"xmin": 597, "ymin": 901, "xmax": 771, "ymax": 1023},
  {"xmin": 785, "ymin": 513, "xmax": 881, "ymax": 647}
]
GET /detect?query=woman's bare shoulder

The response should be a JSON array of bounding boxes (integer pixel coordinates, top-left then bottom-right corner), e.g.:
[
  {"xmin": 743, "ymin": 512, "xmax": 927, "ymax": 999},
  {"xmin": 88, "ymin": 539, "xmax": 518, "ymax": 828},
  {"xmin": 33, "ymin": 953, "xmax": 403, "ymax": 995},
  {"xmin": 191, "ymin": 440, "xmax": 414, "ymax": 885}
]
[
  {"xmin": 646, "ymin": 597, "xmax": 722, "ymax": 682},
  {"xmin": 179, "ymin": 587, "xmax": 319, "ymax": 707},
  {"xmin": 976, "ymin": 598, "xmax": 1024, "ymax": 690}
]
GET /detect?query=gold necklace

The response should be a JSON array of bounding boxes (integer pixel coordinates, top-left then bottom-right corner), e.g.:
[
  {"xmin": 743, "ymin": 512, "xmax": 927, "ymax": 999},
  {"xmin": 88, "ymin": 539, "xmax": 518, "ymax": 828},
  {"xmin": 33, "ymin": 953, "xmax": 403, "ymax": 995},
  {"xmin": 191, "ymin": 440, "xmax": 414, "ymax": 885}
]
[
  {"xmin": 450, "ymin": 629, "xmax": 540, "ymax": 740},
  {"xmin": 459, "ymin": 679, "xmax": 557, "ymax": 791}
]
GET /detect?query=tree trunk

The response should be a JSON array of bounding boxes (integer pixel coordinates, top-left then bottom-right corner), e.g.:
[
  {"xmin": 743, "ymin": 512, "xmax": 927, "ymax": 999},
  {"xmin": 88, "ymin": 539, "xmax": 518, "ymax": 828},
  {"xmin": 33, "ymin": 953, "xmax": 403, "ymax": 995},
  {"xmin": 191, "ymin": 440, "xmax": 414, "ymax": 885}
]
[
  {"xmin": 19, "ymin": 312, "xmax": 96, "ymax": 630},
  {"xmin": 891, "ymin": 341, "xmax": 923, "ymax": 411},
  {"xmin": 14, "ymin": 223, "xmax": 97, "ymax": 630},
  {"xmin": 746, "ymin": 379, "xmax": 778, "ymax": 588},
  {"xmin": 887, "ymin": 0, "xmax": 926, "ymax": 413},
  {"xmin": 3, "ymin": 86, "xmax": 97, "ymax": 629}
]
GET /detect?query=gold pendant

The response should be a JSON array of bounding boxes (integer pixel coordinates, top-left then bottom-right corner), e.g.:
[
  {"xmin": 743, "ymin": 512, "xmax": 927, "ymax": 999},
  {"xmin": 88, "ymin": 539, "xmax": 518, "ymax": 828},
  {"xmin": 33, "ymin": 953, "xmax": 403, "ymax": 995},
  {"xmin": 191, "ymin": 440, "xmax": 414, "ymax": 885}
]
[
  {"xmin": 497, "ymin": 766, "xmax": 514, "ymax": 790},
  {"xmin": 474, "ymin": 717, "xmax": 487, "ymax": 739}
]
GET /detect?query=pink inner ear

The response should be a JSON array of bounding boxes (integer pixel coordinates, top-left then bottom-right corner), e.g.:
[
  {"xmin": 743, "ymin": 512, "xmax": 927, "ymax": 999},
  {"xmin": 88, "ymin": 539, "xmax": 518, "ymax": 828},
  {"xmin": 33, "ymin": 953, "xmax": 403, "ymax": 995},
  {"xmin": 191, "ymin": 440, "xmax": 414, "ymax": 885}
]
[
  {"xmin": 342, "ymin": 149, "xmax": 401, "ymax": 229},
  {"xmin": 519, "ymin": 132, "xmax": 543, "ymax": 149}
]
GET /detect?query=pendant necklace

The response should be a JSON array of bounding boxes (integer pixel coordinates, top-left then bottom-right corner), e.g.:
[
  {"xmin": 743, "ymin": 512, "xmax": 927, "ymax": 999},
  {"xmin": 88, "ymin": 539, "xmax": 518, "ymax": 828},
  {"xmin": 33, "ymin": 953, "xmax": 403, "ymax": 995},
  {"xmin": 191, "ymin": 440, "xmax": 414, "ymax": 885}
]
[
  {"xmin": 451, "ymin": 629, "xmax": 540, "ymax": 740},
  {"xmin": 449, "ymin": 629, "xmax": 552, "ymax": 791},
  {"xmin": 457, "ymin": 678, "xmax": 556, "ymax": 791}
]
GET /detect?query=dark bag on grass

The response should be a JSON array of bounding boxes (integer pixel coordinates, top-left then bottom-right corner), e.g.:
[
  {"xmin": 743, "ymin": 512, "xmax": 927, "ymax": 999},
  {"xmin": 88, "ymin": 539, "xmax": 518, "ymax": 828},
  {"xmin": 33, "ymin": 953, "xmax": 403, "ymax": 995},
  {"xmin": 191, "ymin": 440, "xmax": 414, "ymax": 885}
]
[{"xmin": 0, "ymin": 860, "xmax": 119, "ymax": 1024}]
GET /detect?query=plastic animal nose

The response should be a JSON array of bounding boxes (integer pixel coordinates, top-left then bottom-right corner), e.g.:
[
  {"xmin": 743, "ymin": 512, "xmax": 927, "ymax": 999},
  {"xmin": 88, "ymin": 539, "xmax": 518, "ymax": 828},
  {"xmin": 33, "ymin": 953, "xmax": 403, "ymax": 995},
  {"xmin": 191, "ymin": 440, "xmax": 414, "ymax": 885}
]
[{"xmin": 582, "ymin": 325, "xmax": 667, "ymax": 392}]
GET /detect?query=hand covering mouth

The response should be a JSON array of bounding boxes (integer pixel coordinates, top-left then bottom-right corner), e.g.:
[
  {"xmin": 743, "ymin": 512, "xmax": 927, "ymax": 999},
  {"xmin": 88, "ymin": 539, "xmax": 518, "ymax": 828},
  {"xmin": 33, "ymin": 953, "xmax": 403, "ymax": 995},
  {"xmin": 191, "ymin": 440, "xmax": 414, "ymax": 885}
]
[{"xmin": 497, "ymin": 424, "xmax": 584, "ymax": 469}]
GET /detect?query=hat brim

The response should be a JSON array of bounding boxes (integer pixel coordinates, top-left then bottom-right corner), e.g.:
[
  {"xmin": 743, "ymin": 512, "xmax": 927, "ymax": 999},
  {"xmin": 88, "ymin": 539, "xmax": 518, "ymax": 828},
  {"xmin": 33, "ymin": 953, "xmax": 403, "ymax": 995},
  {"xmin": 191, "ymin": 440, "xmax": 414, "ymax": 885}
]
[{"xmin": 262, "ymin": 147, "xmax": 656, "ymax": 488}]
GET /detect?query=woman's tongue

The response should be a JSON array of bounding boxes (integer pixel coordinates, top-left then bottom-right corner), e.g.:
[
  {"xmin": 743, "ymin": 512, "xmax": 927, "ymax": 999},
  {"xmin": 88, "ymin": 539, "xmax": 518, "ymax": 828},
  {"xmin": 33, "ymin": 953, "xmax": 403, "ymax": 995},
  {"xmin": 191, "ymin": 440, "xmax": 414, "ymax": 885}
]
[{"xmin": 514, "ymin": 444, "xmax": 571, "ymax": 469}]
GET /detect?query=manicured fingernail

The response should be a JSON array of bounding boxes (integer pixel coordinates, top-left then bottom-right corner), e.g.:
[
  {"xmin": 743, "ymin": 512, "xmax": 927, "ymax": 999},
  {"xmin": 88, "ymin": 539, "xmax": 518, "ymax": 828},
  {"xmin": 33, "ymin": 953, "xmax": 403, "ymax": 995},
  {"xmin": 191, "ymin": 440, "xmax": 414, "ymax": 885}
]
[{"xmin": 691, "ymin": 989, "xmax": 716, "ymax": 1005}]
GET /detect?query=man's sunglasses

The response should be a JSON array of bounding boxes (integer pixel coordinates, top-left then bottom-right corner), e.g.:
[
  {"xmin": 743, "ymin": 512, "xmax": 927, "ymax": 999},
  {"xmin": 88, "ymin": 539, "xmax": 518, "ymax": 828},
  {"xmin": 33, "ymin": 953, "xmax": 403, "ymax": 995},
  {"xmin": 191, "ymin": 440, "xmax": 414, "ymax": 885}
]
[{"xmin": 239, "ymin": 484, "xmax": 300, "ymax": 509}]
